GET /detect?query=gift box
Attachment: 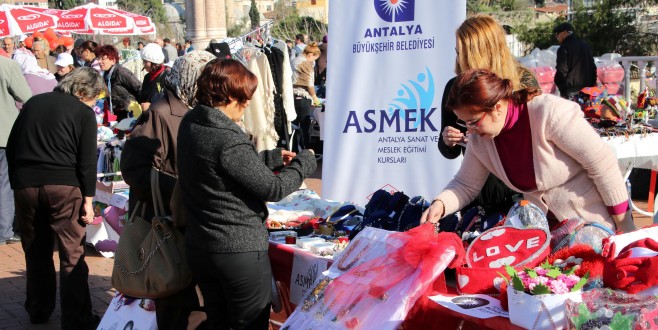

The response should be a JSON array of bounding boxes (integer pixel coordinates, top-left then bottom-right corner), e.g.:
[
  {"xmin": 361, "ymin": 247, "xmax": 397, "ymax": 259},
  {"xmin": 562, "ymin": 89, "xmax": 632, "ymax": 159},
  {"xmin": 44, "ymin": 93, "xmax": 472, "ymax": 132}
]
[
  {"xmin": 507, "ymin": 286, "xmax": 582, "ymax": 330},
  {"xmin": 310, "ymin": 242, "xmax": 336, "ymax": 256},
  {"xmin": 296, "ymin": 237, "xmax": 325, "ymax": 249}
]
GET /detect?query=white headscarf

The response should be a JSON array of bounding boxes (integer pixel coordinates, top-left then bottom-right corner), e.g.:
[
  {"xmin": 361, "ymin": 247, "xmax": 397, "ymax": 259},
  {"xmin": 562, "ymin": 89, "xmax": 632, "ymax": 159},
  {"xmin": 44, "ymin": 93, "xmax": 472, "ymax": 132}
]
[{"xmin": 12, "ymin": 49, "xmax": 56, "ymax": 80}]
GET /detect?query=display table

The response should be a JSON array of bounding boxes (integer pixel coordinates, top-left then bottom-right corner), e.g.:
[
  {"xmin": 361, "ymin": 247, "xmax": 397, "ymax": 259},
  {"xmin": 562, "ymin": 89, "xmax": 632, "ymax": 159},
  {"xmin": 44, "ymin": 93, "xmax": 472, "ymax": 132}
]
[
  {"xmin": 268, "ymin": 240, "xmax": 517, "ymax": 329},
  {"xmin": 604, "ymin": 133, "xmax": 658, "ymax": 222}
]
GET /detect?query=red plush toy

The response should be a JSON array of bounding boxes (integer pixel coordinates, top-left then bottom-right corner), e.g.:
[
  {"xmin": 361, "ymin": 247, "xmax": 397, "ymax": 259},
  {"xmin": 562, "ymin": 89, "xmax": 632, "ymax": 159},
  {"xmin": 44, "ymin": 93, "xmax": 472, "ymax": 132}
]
[{"xmin": 546, "ymin": 244, "xmax": 605, "ymax": 279}]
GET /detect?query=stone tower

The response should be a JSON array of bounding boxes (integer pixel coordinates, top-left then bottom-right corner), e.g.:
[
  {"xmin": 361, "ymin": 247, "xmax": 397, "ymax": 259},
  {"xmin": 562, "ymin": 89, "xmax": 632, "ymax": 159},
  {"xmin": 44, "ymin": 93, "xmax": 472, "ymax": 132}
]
[{"xmin": 185, "ymin": 0, "xmax": 227, "ymax": 50}]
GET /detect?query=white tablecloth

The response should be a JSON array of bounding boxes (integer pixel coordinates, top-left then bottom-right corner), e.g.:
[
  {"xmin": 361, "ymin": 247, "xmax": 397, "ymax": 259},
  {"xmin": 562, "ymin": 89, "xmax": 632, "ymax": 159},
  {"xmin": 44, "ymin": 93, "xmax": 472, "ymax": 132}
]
[{"xmin": 604, "ymin": 132, "xmax": 658, "ymax": 222}]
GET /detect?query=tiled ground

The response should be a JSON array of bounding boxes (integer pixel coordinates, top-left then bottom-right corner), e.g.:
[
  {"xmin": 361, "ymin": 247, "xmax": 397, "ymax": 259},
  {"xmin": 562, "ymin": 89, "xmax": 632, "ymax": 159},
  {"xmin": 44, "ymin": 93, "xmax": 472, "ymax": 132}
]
[
  {"xmin": 0, "ymin": 161, "xmax": 654, "ymax": 329},
  {"xmin": 0, "ymin": 164, "xmax": 322, "ymax": 330}
]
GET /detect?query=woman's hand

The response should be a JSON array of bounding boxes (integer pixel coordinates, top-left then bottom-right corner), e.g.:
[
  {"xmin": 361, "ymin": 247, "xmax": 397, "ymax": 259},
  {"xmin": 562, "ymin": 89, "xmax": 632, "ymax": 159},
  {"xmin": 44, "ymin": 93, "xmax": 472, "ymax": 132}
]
[
  {"xmin": 420, "ymin": 199, "xmax": 445, "ymax": 225},
  {"xmin": 442, "ymin": 126, "xmax": 466, "ymax": 148},
  {"xmin": 80, "ymin": 197, "xmax": 95, "ymax": 224},
  {"xmin": 281, "ymin": 150, "xmax": 297, "ymax": 166},
  {"xmin": 613, "ymin": 210, "xmax": 636, "ymax": 233}
]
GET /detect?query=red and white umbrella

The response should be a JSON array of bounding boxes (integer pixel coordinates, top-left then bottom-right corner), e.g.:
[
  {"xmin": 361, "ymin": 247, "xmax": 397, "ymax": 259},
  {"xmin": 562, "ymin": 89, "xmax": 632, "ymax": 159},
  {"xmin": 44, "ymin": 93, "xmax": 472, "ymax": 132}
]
[
  {"xmin": 0, "ymin": 4, "xmax": 59, "ymax": 38},
  {"xmin": 55, "ymin": 4, "xmax": 156, "ymax": 35}
]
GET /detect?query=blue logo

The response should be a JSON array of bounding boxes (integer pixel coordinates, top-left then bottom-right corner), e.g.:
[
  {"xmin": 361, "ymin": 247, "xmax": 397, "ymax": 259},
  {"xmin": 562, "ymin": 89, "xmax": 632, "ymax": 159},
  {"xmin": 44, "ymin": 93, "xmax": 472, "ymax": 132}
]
[
  {"xmin": 374, "ymin": 0, "xmax": 415, "ymax": 22},
  {"xmin": 387, "ymin": 67, "xmax": 435, "ymax": 129}
]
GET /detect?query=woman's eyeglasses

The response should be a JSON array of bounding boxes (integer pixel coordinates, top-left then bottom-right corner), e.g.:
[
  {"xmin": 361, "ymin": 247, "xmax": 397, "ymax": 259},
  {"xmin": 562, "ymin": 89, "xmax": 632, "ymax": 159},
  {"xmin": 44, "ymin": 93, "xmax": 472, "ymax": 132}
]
[{"xmin": 456, "ymin": 112, "xmax": 487, "ymax": 129}]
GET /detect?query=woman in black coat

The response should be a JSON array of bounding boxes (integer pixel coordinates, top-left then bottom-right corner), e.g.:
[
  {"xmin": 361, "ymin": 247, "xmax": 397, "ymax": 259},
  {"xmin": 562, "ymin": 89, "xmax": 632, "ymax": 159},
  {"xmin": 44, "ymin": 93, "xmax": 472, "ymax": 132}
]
[{"xmin": 177, "ymin": 58, "xmax": 317, "ymax": 329}]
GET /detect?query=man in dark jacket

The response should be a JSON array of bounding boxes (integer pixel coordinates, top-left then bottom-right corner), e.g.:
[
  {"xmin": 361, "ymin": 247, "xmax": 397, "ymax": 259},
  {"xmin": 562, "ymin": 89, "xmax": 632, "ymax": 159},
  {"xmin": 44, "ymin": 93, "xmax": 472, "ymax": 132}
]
[{"xmin": 553, "ymin": 22, "xmax": 597, "ymax": 99}]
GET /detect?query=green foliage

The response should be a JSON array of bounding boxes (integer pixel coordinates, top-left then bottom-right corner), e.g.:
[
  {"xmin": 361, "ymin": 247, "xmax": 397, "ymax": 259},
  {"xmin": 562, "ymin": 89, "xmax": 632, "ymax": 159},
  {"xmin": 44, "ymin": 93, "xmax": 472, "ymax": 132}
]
[
  {"xmin": 570, "ymin": 1, "xmax": 655, "ymax": 56},
  {"xmin": 546, "ymin": 268, "xmax": 562, "ymax": 279},
  {"xmin": 249, "ymin": 0, "xmax": 260, "ymax": 30},
  {"xmin": 570, "ymin": 271, "xmax": 589, "ymax": 292},
  {"xmin": 534, "ymin": 0, "xmax": 545, "ymax": 7},
  {"xmin": 117, "ymin": 0, "xmax": 167, "ymax": 25},
  {"xmin": 227, "ymin": 21, "xmax": 246, "ymax": 38},
  {"xmin": 530, "ymin": 283, "xmax": 551, "ymax": 295},
  {"xmin": 572, "ymin": 304, "xmax": 593, "ymax": 329},
  {"xmin": 526, "ymin": 268, "xmax": 538, "ymax": 278},
  {"xmin": 514, "ymin": 20, "xmax": 556, "ymax": 54},
  {"xmin": 609, "ymin": 311, "xmax": 634, "ymax": 329},
  {"xmin": 272, "ymin": 15, "xmax": 327, "ymax": 44},
  {"xmin": 515, "ymin": 0, "xmax": 658, "ymax": 56}
]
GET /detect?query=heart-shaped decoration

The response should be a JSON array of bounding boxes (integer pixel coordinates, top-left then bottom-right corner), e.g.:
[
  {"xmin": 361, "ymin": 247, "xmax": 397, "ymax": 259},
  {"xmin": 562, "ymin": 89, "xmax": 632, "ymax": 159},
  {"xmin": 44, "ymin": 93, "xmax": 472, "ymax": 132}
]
[
  {"xmin": 458, "ymin": 274, "xmax": 469, "ymax": 288},
  {"xmin": 493, "ymin": 277, "xmax": 504, "ymax": 292},
  {"xmin": 466, "ymin": 226, "xmax": 550, "ymax": 269}
]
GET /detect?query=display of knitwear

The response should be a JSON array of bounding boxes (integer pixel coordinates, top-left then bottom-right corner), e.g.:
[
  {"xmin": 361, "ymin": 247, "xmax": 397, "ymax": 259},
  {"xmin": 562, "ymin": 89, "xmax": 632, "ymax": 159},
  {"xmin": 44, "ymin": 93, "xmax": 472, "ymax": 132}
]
[
  {"xmin": 603, "ymin": 238, "xmax": 658, "ymax": 294},
  {"xmin": 282, "ymin": 226, "xmax": 463, "ymax": 330},
  {"xmin": 266, "ymin": 189, "xmax": 352, "ymax": 227}
]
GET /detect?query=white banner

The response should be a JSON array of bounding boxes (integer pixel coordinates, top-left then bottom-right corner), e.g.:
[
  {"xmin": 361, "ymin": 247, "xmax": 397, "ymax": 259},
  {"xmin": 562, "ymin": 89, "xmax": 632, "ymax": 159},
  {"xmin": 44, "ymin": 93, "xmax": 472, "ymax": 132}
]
[{"xmin": 323, "ymin": 0, "xmax": 466, "ymax": 205}]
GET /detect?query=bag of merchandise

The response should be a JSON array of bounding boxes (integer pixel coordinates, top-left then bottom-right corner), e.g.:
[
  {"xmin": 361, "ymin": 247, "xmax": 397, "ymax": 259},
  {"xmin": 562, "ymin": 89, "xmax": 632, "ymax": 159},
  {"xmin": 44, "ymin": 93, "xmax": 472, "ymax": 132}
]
[
  {"xmin": 282, "ymin": 226, "xmax": 464, "ymax": 330},
  {"xmin": 595, "ymin": 53, "xmax": 624, "ymax": 94},
  {"xmin": 565, "ymin": 288, "xmax": 658, "ymax": 329}
]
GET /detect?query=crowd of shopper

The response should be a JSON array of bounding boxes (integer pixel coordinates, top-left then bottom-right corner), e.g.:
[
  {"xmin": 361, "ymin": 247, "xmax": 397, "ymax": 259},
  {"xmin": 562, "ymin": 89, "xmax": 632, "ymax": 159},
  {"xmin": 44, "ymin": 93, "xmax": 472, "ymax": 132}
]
[{"xmin": 0, "ymin": 15, "xmax": 620, "ymax": 330}]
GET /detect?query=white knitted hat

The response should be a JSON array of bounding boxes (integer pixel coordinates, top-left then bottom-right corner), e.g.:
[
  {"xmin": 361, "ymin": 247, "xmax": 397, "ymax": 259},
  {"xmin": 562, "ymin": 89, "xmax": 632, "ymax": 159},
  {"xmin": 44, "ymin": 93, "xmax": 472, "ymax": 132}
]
[{"xmin": 140, "ymin": 43, "xmax": 165, "ymax": 64}]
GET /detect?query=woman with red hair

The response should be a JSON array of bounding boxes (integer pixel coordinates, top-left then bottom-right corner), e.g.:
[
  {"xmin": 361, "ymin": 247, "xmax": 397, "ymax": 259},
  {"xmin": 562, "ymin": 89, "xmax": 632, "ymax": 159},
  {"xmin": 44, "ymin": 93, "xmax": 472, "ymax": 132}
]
[
  {"xmin": 422, "ymin": 69, "xmax": 635, "ymax": 234},
  {"xmin": 177, "ymin": 58, "xmax": 317, "ymax": 329},
  {"xmin": 95, "ymin": 44, "xmax": 141, "ymax": 123}
]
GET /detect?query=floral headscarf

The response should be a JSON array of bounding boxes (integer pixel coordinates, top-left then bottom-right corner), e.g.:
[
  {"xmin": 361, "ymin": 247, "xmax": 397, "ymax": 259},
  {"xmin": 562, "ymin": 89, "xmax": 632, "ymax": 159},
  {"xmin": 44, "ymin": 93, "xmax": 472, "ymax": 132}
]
[{"xmin": 164, "ymin": 50, "xmax": 215, "ymax": 108}]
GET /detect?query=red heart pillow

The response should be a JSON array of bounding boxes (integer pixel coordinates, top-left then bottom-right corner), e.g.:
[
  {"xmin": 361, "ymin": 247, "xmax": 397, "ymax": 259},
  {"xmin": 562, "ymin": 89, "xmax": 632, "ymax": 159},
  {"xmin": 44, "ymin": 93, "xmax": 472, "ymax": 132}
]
[
  {"xmin": 466, "ymin": 226, "xmax": 550, "ymax": 269},
  {"xmin": 456, "ymin": 226, "xmax": 551, "ymax": 295}
]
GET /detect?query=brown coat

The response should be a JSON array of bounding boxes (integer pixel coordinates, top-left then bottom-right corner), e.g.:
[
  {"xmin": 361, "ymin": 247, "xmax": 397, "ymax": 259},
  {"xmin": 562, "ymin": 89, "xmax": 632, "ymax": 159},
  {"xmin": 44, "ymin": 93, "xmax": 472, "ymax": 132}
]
[
  {"xmin": 120, "ymin": 90, "xmax": 188, "ymax": 215},
  {"xmin": 317, "ymin": 43, "xmax": 328, "ymax": 74}
]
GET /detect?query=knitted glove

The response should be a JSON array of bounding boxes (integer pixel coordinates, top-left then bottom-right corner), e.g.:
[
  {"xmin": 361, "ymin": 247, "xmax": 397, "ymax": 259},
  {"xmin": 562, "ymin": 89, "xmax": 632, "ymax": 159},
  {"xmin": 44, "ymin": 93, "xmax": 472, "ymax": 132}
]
[{"xmin": 604, "ymin": 238, "xmax": 658, "ymax": 293}]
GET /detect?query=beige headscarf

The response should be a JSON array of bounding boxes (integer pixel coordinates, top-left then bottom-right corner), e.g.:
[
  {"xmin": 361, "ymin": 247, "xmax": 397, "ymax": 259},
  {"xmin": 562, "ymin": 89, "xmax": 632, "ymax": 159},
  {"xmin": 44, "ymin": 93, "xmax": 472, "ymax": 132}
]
[{"xmin": 164, "ymin": 50, "xmax": 215, "ymax": 108}]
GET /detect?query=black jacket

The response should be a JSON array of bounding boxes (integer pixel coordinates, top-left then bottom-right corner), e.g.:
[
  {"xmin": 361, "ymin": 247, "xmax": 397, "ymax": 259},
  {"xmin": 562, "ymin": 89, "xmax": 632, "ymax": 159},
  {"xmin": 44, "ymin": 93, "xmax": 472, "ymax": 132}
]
[
  {"xmin": 177, "ymin": 104, "xmax": 317, "ymax": 253},
  {"xmin": 103, "ymin": 64, "xmax": 141, "ymax": 119},
  {"xmin": 554, "ymin": 35, "xmax": 597, "ymax": 97},
  {"xmin": 7, "ymin": 92, "xmax": 97, "ymax": 197}
]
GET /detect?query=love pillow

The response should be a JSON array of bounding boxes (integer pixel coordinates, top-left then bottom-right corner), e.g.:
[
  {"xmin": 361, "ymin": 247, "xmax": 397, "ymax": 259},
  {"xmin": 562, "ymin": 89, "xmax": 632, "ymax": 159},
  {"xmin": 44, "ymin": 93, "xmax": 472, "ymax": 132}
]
[{"xmin": 466, "ymin": 226, "xmax": 551, "ymax": 269}]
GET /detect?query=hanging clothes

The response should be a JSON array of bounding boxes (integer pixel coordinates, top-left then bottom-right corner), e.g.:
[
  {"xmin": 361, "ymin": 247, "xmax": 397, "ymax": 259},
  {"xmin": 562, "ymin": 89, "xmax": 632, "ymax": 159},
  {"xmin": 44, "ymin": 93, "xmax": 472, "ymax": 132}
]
[
  {"xmin": 272, "ymin": 40, "xmax": 297, "ymax": 129},
  {"xmin": 242, "ymin": 50, "xmax": 279, "ymax": 151}
]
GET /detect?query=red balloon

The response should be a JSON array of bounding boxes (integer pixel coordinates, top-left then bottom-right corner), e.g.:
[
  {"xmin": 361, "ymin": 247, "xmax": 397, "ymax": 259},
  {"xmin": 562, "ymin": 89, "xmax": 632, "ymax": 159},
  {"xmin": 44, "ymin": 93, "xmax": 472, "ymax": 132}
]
[
  {"xmin": 61, "ymin": 36, "xmax": 74, "ymax": 47},
  {"xmin": 44, "ymin": 28, "xmax": 57, "ymax": 42},
  {"xmin": 50, "ymin": 40, "xmax": 60, "ymax": 51},
  {"xmin": 24, "ymin": 36, "xmax": 34, "ymax": 49}
]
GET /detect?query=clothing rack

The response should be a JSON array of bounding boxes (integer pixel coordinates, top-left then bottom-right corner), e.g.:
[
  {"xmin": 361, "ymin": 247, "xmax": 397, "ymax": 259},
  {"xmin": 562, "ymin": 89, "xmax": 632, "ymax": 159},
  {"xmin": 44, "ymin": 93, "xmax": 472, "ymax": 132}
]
[{"xmin": 228, "ymin": 20, "xmax": 275, "ymax": 47}]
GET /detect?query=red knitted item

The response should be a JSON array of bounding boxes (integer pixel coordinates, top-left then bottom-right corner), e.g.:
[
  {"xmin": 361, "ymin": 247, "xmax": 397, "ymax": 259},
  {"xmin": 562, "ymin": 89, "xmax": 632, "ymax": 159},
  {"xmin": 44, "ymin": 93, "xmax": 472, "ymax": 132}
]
[
  {"xmin": 546, "ymin": 244, "xmax": 605, "ymax": 279},
  {"xmin": 603, "ymin": 238, "xmax": 658, "ymax": 294}
]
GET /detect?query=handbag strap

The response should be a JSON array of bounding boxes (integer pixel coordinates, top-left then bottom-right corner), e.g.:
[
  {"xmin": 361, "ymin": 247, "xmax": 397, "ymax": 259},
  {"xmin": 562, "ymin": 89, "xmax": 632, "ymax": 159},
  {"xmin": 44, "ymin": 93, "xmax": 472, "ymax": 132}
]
[
  {"xmin": 127, "ymin": 200, "xmax": 146, "ymax": 224},
  {"xmin": 151, "ymin": 168, "xmax": 166, "ymax": 218}
]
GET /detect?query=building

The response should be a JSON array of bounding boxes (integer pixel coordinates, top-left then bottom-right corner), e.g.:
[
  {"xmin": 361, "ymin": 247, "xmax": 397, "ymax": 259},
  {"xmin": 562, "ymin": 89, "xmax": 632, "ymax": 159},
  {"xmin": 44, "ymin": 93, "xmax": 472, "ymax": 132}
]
[
  {"xmin": 295, "ymin": 0, "xmax": 328, "ymax": 24},
  {"xmin": 1, "ymin": 0, "xmax": 47, "ymax": 7},
  {"xmin": 226, "ymin": 0, "xmax": 275, "ymax": 26}
]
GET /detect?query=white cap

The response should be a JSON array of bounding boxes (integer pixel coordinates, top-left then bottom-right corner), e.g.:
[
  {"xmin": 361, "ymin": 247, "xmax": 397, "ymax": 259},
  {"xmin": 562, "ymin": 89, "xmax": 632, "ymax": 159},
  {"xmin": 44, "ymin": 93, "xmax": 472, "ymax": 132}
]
[
  {"xmin": 140, "ymin": 43, "xmax": 165, "ymax": 64},
  {"xmin": 55, "ymin": 53, "xmax": 74, "ymax": 67},
  {"xmin": 19, "ymin": 35, "xmax": 27, "ymax": 42}
]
